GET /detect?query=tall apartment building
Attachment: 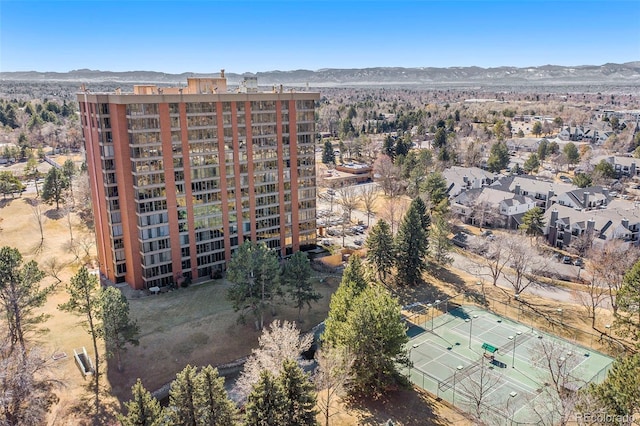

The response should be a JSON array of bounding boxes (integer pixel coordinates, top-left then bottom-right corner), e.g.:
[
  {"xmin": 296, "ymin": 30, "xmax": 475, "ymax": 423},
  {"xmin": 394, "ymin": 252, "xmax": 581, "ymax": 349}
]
[{"xmin": 78, "ymin": 72, "xmax": 319, "ymax": 290}]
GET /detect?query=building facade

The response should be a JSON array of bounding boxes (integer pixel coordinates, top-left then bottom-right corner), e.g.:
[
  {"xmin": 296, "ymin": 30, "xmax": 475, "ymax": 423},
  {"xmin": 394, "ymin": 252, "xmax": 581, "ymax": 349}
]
[{"xmin": 78, "ymin": 74, "xmax": 319, "ymax": 289}]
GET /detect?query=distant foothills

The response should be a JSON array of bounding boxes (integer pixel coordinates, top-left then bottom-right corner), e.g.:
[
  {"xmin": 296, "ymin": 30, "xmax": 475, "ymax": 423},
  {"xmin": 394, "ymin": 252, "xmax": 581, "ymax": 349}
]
[{"xmin": 1, "ymin": 62, "xmax": 640, "ymax": 87}]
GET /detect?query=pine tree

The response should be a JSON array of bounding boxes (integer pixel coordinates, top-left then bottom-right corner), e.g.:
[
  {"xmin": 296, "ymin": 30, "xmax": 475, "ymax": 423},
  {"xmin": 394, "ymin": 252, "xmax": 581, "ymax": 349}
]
[
  {"xmin": 394, "ymin": 198, "xmax": 429, "ymax": 286},
  {"xmin": 278, "ymin": 359, "xmax": 318, "ymax": 426},
  {"xmin": 41, "ymin": 167, "xmax": 69, "ymax": 210},
  {"xmin": 101, "ymin": 286, "xmax": 139, "ymax": 372},
  {"xmin": 322, "ymin": 257, "xmax": 368, "ymax": 347},
  {"xmin": 321, "ymin": 141, "xmax": 335, "ymax": 164},
  {"xmin": 519, "ymin": 207, "xmax": 546, "ymax": 238},
  {"xmin": 411, "ymin": 196, "xmax": 431, "ymax": 232},
  {"xmin": 430, "ymin": 213, "xmax": 453, "ymax": 264},
  {"xmin": 614, "ymin": 260, "xmax": 640, "ymax": 343},
  {"xmin": 281, "ymin": 251, "xmax": 321, "ymax": 321},
  {"xmin": 365, "ymin": 219, "xmax": 395, "ymax": 282},
  {"xmin": 167, "ymin": 365, "xmax": 199, "ymax": 426},
  {"xmin": 119, "ymin": 379, "xmax": 163, "ymax": 426},
  {"xmin": 584, "ymin": 353, "xmax": 640, "ymax": 420},
  {"xmin": 194, "ymin": 365, "xmax": 237, "ymax": 426},
  {"xmin": 244, "ymin": 370, "xmax": 286, "ymax": 426},
  {"xmin": 0, "ymin": 246, "xmax": 50, "ymax": 356},
  {"xmin": 226, "ymin": 241, "xmax": 280, "ymax": 330},
  {"xmin": 341, "ymin": 284, "xmax": 409, "ymax": 397}
]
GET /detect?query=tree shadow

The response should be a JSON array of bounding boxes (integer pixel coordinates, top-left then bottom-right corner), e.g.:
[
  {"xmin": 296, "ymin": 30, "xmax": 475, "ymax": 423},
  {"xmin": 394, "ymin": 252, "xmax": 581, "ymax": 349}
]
[
  {"xmin": 0, "ymin": 198, "xmax": 15, "ymax": 208},
  {"xmin": 64, "ymin": 384, "xmax": 120, "ymax": 426},
  {"xmin": 429, "ymin": 263, "xmax": 467, "ymax": 292},
  {"xmin": 346, "ymin": 387, "xmax": 460, "ymax": 426},
  {"xmin": 45, "ymin": 208, "xmax": 65, "ymax": 220}
]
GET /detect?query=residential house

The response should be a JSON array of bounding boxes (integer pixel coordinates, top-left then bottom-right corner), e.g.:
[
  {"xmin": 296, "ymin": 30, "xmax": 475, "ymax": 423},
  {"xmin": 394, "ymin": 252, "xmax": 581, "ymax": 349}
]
[
  {"xmin": 545, "ymin": 203, "xmax": 640, "ymax": 249},
  {"xmin": 506, "ymin": 138, "xmax": 543, "ymax": 153},
  {"xmin": 490, "ymin": 175, "xmax": 575, "ymax": 212},
  {"xmin": 591, "ymin": 155, "xmax": 639, "ymax": 178},
  {"xmin": 452, "ymin": 186, "xmax": 536, "ymax": 229},
  {"xmin": 555, "ymin": 186, "xmax": 611, "ymax": 211},
  {"xmin": 442, "ymin": 166, "xmax": 497, "ymax": 198}
]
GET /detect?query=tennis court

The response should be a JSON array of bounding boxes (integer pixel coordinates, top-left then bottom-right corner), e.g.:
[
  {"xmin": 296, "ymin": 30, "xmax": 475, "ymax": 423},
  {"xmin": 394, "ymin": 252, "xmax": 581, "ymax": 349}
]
[{"xmin": 404, "ymin": 305, "xmax": 614, "ymax": 425}]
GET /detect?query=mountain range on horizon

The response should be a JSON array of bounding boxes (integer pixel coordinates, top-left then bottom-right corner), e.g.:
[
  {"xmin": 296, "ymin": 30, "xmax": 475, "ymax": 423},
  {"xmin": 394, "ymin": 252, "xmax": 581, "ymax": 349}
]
[{"xmin": 2, "ymin": 62, "xmax": 640, "ymax": 87}]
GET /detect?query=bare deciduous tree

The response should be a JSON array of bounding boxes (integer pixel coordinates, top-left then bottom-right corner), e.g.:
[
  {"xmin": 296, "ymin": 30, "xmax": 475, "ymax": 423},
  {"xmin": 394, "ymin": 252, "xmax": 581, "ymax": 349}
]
[
  {"xmin": 531, "ymin": 339, "xmax": 583, "ymax": 426},
  {"xmin": 379, "ymin": 196, "xmax": 409, "ymax": 236},
  {"xmin": 587, "ymin": 241, "xmax": 639, "ymax": 317},
  {"xmin": 373, "ymin": 154, "xmax": 402, "ymax": 197},
  {"xmin": 30, "ymin": 200, "xmax": 45, "ymax": 253},
  {"xmin": 234, "ymin": 320, "xmax": 313, "ymax": 401},
  {"xmin": 314, "ymin": 346, "xmax": 355, "ymax": 426},
  {"xmin": 359, "ymin": 184, "xmax": 378, "ymax": 227},
  {"xmin": 337, "ymin": 186, "xmax": 359, "ymax": 223},
  {"xmin": 0, "ymin": 339, "xmax": 60, "ymax": 426},
  {"xmin": 43, "ymin": 257, "xmax": 67, "ymax": 285},
  {"xmin": 457, "ymin": 357, "xmax": 503, "ymax": 423},
  {"xmin": 503, "ymin": 235, "xmax": 546, "ymax": 295}
]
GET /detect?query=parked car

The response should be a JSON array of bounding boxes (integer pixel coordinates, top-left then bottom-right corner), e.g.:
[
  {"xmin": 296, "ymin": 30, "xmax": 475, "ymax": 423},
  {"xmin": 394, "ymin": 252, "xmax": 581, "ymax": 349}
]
[
  {"xmin": 562, "ymin": 256, "xmax": 572, "ymax": 264},
  {"xmin": 574, "ymin": 258, "xmax": 584, "ymax": 268},
  {"xmin": 354, "ymin": 239, "xmax": 364, "ymax": 246}
]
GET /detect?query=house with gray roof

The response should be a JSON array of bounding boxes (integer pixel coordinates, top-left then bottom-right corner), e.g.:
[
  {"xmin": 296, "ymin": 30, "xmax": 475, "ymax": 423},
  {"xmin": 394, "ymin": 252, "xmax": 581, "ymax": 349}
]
[
  {"xmin": 452, "ymin": 186, "xmax": 536, "ymax": 229},
  {"xmin": 544, "ymin": 203, "xmax": 640, "ymax": 249},
  {"xmin": 442, "ymin": 166, "xmax": 497, "ymax": 198},
  {"xmin": 591, "ymin": 155, "xmax": 639, "ymax": 178},
  {"xmin": 490, "ymin": 175, "xmax": 576, "ymax": 211},
  {"xmin": 555, "ymin": 186, "xmax": 611, "ymax": 211}
]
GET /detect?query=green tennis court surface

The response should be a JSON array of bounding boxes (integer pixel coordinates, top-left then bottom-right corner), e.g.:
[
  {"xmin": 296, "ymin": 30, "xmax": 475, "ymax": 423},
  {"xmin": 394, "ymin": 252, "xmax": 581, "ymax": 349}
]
[{"xmin": 404, "ymin": 305, "xmax": 614, "ymax": 425}]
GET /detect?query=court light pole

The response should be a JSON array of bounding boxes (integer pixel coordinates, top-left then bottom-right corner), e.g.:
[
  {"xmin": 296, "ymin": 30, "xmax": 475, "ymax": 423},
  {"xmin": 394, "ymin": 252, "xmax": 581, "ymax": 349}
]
[
  {"xmin": 427, "ymin": 303, "xmax": 433, "ymax": 331},
  {"xmin": 511, "ymin": 331, "xmax": 522, "ymax": 368},
  {"xmin": 557, "ymin": 308, "xmax": 564, "ymax": 326},
  {"xmin": 466, "ymin": 314, "xmax": 478, "ymax": 349},
  {"xmin": 452, "ymin": 365, "xmax": 463, "ymax": 405}
]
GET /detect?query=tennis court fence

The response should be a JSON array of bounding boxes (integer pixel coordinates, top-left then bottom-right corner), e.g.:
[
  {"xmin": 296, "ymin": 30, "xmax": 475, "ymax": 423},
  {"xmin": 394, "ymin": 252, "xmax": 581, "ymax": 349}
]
[
  {"xmin": 409, "ymin": 365, "xmax": 542, "ymax": 426},
  {"xmin": 404, "ymin": 291, "xmax": 632, "ymax": 359}
]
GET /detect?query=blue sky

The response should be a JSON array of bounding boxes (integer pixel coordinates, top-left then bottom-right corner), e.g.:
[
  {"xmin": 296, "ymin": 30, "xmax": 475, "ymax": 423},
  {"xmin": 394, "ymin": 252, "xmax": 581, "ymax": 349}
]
[{"xmin": 1, "ymin": 1, "xmax": 639, "ymax": 73}]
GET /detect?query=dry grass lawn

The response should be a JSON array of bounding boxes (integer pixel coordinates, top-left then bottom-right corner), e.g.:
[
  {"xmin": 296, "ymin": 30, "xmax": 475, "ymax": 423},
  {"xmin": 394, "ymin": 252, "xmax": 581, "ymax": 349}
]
[{"xmin": 2, "ymin": 192, "xmax": 472, "ymax": 425}]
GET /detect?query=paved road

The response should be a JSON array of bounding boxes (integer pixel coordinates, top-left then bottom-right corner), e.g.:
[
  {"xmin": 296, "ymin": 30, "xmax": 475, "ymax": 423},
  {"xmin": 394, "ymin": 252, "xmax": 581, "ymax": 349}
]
[{"xmin": 450, "ymin": 251, "xmax": 612, "ymax": 309}]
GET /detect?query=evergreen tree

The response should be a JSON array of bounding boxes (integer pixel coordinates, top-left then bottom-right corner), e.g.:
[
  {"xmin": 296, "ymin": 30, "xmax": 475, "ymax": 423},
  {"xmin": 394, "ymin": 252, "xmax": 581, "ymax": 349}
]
[
  {"xmin": 523, "ymin": 152, "xmax": 540, "ymax": 173},
  {"xmin": 365, "ymin": 219, "xmax": 395, "ymax": 282},
  {"xmin": 573, "ymin": 173, "xmax": 593, "ymax": 188},
  {"xmin": 382, "ymin": 135, "xmax": 395, "ymax": 159},
  {"xmin": 62, "ymin": 159, "xmax": 77, "ymax": 205},
  {"xmin": 281, "ymin": 251, "xmax": 321, "ymax": 321},
  {"xmin": 614, "ymin": 260, "xmax": 640, "ymax": 343},
  {"xmin": 226, "ymin": 241, "xmax": 280, "ymax": 330},
  {"xmin": 394, "ymin": 198, "xmax": 429, "ymax": 286},
  {"xmin": 194, "ymin": 366, "xmax": 237, "ymax": 426},
  {"xmin": 411, "ymin": 196, "xmax": 431, "ymax": 232},
  {"xmin": 321, "ymin": 141, "xmax": 335, "ymax": 164},
  {"xmin": 486, "ymin": 141, "xmax": 510, "ymax": 172},
  {"xmin": 244, "ymin": 370, "xmax": 286, "ymax": 426},
  {"xmin": 421, "ymin": 172, "xmax": 448, "ymax": 209},
  {"xmin": 584, "ymin": 353, "xmax": 640, "ymax": 420},
  {"xmin": 563, "ymin": 142, "xmax": 580, "ymax": 165},
  {"xmin": 41, "ymin": 167, "xmax": 69, "ymax": 210},
  {"xmin": 519, "ymin": 207, "xmax": 545, "ymax": 238},
  {"xmin": 322, "ymin": 256, "xmax": 368, "ymax": 347},
  {"xmin": 340, "ymin": 284, "xmax": 409, "ymax": 397},
  {"xmin": 278, "ymin": 359, "xmax": 318, "ymax": 426},
  {"xmin": 0, "ymin": 246, "xmax": 50, "ymax": 356},
  {"xmin": 101, "ymin": 286, "xmax": 139, "ymax": 372},
  {"xmin": 433, "ymin": 127, "xmax": 447, "ymax": 148},
  {"xmin": 430, "ymin": 214, "xmax": 453, "ymax": 265},
  {"xmin": 167, "ymin": 365, "xmax": 199, "ymax": 426},
  {"xmin": 119, "ymin": 379, "xmax": 163, "ymax": 426}
]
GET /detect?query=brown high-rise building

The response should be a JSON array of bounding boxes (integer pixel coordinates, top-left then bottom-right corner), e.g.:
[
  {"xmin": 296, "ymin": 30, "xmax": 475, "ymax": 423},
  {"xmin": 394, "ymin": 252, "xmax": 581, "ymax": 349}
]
[{"xmin": 78, "ymin": 73, "xmax": 319, "ymax": 289}]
